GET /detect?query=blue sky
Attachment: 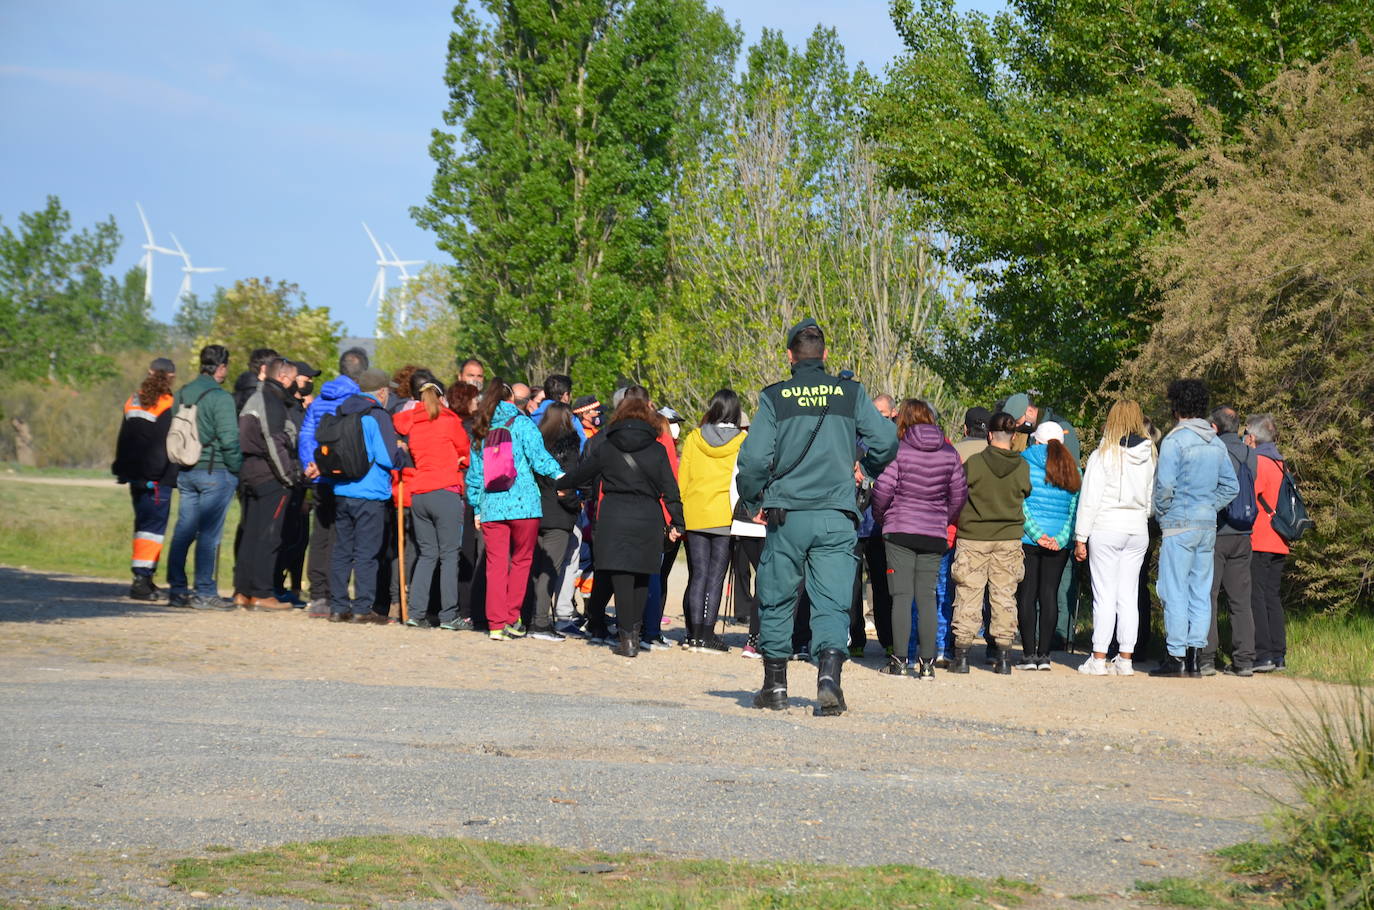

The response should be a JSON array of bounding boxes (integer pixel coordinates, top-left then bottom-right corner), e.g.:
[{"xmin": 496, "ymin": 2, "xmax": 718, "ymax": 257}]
[{"xmin": 1, "ymin": 0, "xmax": 1002, "ymax": 338}]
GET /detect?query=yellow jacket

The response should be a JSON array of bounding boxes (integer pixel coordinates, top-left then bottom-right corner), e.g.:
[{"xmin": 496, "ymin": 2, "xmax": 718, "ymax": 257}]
[{"xmin": 678, "ymin": 425, "xmax": 747, "ymax": 531}]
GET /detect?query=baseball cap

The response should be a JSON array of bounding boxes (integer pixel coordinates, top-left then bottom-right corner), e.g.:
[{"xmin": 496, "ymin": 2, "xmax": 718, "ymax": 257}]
[
  {"xmin": 149, "ymin": 357, "xmax": 176, "ymax": 373},
  {"xmin": 963, "ymin": 406, "xmax": 991, "ymax": 433},
  {"xmin": 292, "ymin": 360, "xmax": 321, "ymax": 378},
  {"xmin": 357, "ymin": 368, "xmax": 389, "ymax": 393},
  {"xmin": 1033, "ymin": 421, "xmax": 1065, "ymax": 445}
]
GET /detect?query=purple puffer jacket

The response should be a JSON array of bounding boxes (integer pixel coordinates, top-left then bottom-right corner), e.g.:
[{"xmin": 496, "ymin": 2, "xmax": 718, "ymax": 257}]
[{"xmin": 872, "ymin": 423, "xmax": 968, "ymax": 538}]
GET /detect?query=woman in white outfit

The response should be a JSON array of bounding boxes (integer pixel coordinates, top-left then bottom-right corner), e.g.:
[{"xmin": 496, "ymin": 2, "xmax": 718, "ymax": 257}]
[{"xmin": 1073, "ymin": 400, "xmax": 1157, "ymax": 676}]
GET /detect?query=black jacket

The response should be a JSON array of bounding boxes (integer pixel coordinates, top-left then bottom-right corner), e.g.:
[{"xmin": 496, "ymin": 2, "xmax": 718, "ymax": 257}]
[
  {"xmin": 538, "ymin": 432, "xmax": 583, "ymax": 532},
  {"xmin": 238, "ymin": 379, "xmax": 298, "ymax": 488},
  {"xmin": 111, "ymin": 393, "xmax": 178, "ymax": 485},
  {"xmin": 559, "ymin": 419, "xmax": 684, "ymax": 574},
  {"xmin": 232, "ymin": 371, "xmax": 259, "ymax": 414}
]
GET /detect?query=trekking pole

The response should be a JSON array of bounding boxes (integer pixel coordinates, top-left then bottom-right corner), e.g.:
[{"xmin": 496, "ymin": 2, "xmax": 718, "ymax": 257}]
[{"xmin": 396, "ymin": 476, "xmax": 408, "ymax": 624}]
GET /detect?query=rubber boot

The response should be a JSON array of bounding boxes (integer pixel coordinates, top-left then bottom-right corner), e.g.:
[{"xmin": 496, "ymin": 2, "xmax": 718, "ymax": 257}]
[
  {"xmin": 612, "ymin": 628, "xmax": 639, "ymax": 658},
  {"xmin": 1184, "ymin": 647, "xmax": 1201, "ymax": 678},
  {"xmin": 814, "ymin": 648, "xmax": 848, "ymax": 716},
  {"xmin": 752, "ymin": 658, "xmax": 788, "ymax": 710},
  {"xmin": 950, "ymin": 647, "xmax": 970, "ymax": 674}
]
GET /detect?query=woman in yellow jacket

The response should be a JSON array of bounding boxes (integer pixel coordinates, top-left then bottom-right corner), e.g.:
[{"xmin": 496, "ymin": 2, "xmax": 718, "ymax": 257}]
[{"xmin": 678, "ymin": 389, "xmax": 747, "ymax": 652}]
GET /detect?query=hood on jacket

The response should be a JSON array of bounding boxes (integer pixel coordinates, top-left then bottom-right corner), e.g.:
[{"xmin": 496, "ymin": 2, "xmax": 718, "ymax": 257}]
[
  {"xmin": 902, "ymin": 423, "xmax": 946, "ymax": 452},
  {"xmin": 319, "ymin": 374, "xmax": 361, "ymax": 402},
  {"xmin": 1255, "ymin": 441, "xmax": 1283, "ymax": 462},
  {"xmin": 980, "ymin": 444, "xmax": 1025, "ymax": 478},
  {"xmin": 1175, "ymin": 417, "xmax": 1217, "ymax": 443},
  {"xmin": 606, "ymin": 419, "xmax": 658, "ymax": 453},
  {"xmin": 1023, "ymin": 443, "xmax": 1050, "ymax": 470},
  {"xmin": 338, "ymin": 391, "xmax": 385, "ymax": 416},
  {"xmin": 545, "ymin": 432, "xmax": 581, "ymax": 466},
  {"xmin": 233, "ymin": 371, "xmax": 259, "ymax": 400},
  {"xmin": 699, "ymin": 423, "xmax": 742, "ymax": 448},
  {"xmin": 1123, "ymin": 435, "xmax": 1154, "ymax": 465}
]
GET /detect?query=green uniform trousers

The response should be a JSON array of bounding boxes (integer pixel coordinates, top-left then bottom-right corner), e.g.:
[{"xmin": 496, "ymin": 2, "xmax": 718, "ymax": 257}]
[{"xmin": 757, "ymin": 509, "xmax": 859, "ymax": 661}]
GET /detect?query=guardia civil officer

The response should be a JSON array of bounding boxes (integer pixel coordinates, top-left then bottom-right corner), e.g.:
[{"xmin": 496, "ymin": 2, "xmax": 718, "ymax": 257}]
[{"xmin": 736, "ymin": 319, "xmax": 899, "ymax": 715}]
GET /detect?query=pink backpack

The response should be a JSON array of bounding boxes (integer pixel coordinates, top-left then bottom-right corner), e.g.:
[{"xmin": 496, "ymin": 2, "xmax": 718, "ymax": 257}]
[{"xmin": 482, "ymin": 415, "xmax": 520, "ymax": 492}]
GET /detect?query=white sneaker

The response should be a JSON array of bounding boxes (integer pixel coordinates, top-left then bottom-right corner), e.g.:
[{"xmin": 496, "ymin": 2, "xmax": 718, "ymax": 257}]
[
  {"xmin": 1077, "ymin": 656, "xmax": 1109, "ymax": 676},
  {"xmin": 1109, "ymin": 656, "xmax": 1134, "ymax": 676}
]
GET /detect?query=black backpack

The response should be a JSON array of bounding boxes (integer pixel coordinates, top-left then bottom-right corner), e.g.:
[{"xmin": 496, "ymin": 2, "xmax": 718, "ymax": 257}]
[
  {"xmin": 1258, "ymin": 457, "xmax": 1316, "ymax": 543},
  {"xmin": 1220, "ymin": 449, "xmax": 1258, "ymax": 531},
  {"xmin": 314, "ymin": 406, "xmax": 376, "ymax": 482}
]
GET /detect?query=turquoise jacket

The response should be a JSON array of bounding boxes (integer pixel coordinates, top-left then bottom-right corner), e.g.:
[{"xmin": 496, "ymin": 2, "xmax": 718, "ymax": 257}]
[
  {"xmin": 466, "ymin": 400, "xmax": 564, "ymax": 522},
  {"xmin": 1021, "ymin": 444, "xmax": 1080, "ymax": 547}
]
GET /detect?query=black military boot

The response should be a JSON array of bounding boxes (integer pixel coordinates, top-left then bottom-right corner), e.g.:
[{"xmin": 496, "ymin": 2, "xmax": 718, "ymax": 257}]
[
  {"xmin": 994, "ymin": 645, "xmax": 1013, "ymax": 675},
  {"xmin": 127, "ymin": 574, "xmax": 160, "ymax": 601},
  {"xmin": 752, "ymin": 658, "xmax": 789, "ymax": 710},
  {"xmin": 1184, "ymin": 647, "xmax": 1202, "ymax": 678},
  {"xmin": 612, "ymin": 628, "xmax": 639, "ymax": 658},
  {"xmin": 1149, "ymin": 653, "xmax": 1187, "ymax": 677},
  {"xmin": 984, "ymin": 641, "xmax": 1001, "ymax": 665},
  {"xmin": 814, "ymin": 648, "xmax": 848, "ymax": 716},
  {"xmin": 950, "ymin": 647, "xmax": 970, "ymax": 674}
]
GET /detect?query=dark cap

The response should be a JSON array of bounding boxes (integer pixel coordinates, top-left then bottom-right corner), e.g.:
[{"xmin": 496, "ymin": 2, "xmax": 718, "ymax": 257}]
[
  {"xmin": 786, "ymin": 317, "xmax": 819, "ymax": 348},
  {"xmin": 292, "ymin": 360, "xmax": 321, "ymax": 378},
  {"xmin": 149, "ymin": 357, "xmax": 176, "ymax": 374},
  {"xmin": 572, "ymin": 395, "xmax": 600, "ymax": 413},
  {"xmin": 357, "ymin": 368, "xmax": 389, "ymax": 393},
  {"xmin": 963, "ymin": 406, "xmax": 991, "ymax": 432}
]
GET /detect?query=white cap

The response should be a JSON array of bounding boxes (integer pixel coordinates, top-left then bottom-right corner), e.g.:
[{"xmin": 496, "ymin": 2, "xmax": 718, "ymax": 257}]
[{"xmin": 1033, "ymin": 421, "xmax": 1065, "ymax": 445}]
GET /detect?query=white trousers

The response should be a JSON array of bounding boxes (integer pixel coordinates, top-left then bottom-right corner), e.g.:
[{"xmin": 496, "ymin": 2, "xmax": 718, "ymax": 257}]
[
  {"xmin": 1087, "ymin": 530, "xmax": 1149, "ymax": 655},
  {"xmin": 555, "ymin": 523, "xmax": 583, "ymax": 619}
]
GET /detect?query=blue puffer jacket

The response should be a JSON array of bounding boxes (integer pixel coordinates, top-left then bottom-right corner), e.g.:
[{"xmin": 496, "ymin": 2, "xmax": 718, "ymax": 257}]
[
  {"xmin": 1021, "ymin": 444, "xmax": 1079, "ymax": 547},
  {"xmin": 299, "ymin": 374, "xmax": 360, "ymax": 478},
  {"xmin": 1154, "ymin": 418, "xmax": 1239, "ymax": 530},
  {"xmin": 329, "ymin": 392, "xmax": 397, "ymax": 501},
  {"xmin": 466, "ymin": 400, "xmax": 565, "ymax": 522}
]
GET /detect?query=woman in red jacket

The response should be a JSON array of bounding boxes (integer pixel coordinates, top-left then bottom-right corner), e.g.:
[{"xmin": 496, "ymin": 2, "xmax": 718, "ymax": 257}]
[{"xmin": 393, "ymin": 380, "xmax": 471, "ymax": 630}]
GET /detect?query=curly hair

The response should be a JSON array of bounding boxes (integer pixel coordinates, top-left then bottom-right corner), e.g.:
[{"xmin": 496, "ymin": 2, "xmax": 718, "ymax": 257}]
[
  {"xmin": 1167, "ymin": 379, "xmax": 1210, "ymax": 420},
  {"xmin": 137, "ymin": 369, "xmax": 174, "ymax": 408},
  {"xmin": 446, "ymin": 381, "xmax": 479, "ymax": 416}
]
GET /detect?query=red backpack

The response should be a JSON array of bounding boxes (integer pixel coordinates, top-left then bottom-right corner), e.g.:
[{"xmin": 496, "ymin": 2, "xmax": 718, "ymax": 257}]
[{"xmin": 482, "ymin": 415, "xmax": 520, "ymax": 492}]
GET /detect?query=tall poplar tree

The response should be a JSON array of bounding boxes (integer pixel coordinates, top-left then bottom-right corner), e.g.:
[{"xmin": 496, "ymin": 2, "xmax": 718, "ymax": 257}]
[{"xmin": 414, "ymin": 0, "xmax": 738, "ymax": 395}]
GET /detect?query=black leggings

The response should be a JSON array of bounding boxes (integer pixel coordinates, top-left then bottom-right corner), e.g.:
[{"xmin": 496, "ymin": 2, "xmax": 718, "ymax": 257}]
[
  {"xmin": 1017, "ymin": 544, "xmax": 1070, "ymax": 656},
  {"xmin": 610, "ymin": 571, "xmax": 649, "ymax": 637},
  {"xmin": 685, "ymin": 532, "xmax": 731, "ymax": 633}
]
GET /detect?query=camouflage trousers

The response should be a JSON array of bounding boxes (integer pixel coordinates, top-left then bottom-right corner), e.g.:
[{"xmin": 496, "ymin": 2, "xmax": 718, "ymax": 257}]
[{"xmin": 951, "ymin": 538, "xmax": 1025, "ymax": 648}]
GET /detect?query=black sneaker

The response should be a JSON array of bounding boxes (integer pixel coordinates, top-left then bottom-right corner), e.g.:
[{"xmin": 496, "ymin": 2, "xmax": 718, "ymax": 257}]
[
  {"xmin": 168, "ymin": 592, "xmax": 195, "ymax": 608},
  {"xmin": 191, "ymin": 595, "xmax": 236, "ymax": 611},
  {"xmin": 699, "ymin": 635, "xmax": 730, "ymax": 654},
  {"xmin": 1251, "ymin": 659, "xmax": 1277, "ymax": 673},
  {"xmin": 1149, "ymin": 654, "xmax": 1188, "ymax": 677},
  {"xmin": 1224, "ymin": 663, "xmax": 1254, "ymax": 678},
  {"xmin": 916, "ymin": 659, "xmax": 935, "ymax": 680},
  {"xmin": 880, "ymin": 655, "xmax": 906, "ymax": 676},
  {"xmin": 127, "ymin": 576, "xmax": 161, "ymax": 601}
]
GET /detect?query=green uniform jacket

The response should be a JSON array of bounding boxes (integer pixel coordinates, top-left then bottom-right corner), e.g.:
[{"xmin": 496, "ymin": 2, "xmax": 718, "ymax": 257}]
[
  {"xmin": 956, "ymin": 445, "xmax": 1031, "ymax": 541},
  {"xmin": 172, "ymin": 374, "xmax": 243, "ymax": 474},
  {"xmin": 736, "ymin": 359, "xmax": 898, "ymax": 515}
]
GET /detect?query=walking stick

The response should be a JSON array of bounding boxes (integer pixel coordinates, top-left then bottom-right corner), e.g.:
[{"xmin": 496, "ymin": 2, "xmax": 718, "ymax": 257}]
[{"xmin": 396, "ymin": 476, "xmax": 408, "ymax": 624}]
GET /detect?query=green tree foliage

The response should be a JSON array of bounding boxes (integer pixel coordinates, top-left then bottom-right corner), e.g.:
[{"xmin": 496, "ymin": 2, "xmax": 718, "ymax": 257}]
[
  {"xmin": 0, "ymin": 195, "xmax": 161, "ymax": 382},
  {"xmin": 868, "ymin": 0, "xmax": 1371, "ymax": 411},
  {"xmin": 1115, "ymin": 47, "xmax": 1374, "ymax": 614},
  {"xmin": 195, "ymin": 278, "xmax": 342, "ymax": 376},
  {"xmin": 413, "ymin": 0, "xmax": 739, "ymax": 396},
  {"xmin": 644, "ymin": 29, "xmax": 961, "ymax": 419},
  {"xmin": 374, "ymin": 265, "xmax": 463, "ymax": 380}
]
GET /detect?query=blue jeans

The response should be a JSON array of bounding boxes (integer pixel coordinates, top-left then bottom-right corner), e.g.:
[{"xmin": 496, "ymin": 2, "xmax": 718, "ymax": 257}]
[
  {"xmin": 935, "ymin": 547, "xmax": 956, "ymax": 654},
  {"xmin": 1157, "ymin": 527, "xmax": 1217, "ymax": 656},
  {"xmin": 167, "ymin": 469, "xmax": 239, "ymax": 597}
]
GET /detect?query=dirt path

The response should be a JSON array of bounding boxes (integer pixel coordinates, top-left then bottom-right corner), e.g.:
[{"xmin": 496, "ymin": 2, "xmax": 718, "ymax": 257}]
[{"xmin": 0, "ymin": 565, "xmax": 1335, "ymax": 907}]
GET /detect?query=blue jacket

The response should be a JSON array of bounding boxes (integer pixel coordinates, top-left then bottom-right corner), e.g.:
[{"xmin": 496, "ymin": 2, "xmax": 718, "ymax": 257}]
[
  {"xmin": 466, "ymin": 400, "xmax": 565, "ymax": 522},
  {"xmin": 299, "ymin": 374, "xmax": 360, "ymax": 478},
  {"xmin": 1021, "ymin": 444, "xmax": 1079, "ymax": 547},
  {"xmin": 531, "ymin": 397, "xmax": 587, "ymax": 450},
  {"xmin": 1154, "ymin": 418, "xmax": 1239, "ymax": 530},
  {"xmin": 330, "ymin": 392, "xmax": 397, "ymax": 501}
]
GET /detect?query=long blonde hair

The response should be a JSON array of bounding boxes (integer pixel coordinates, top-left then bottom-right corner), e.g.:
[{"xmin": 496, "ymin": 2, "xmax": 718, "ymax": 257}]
[{"xmin": 1098, "ymin": 399, "xmax": 1149, "ymax": 459}]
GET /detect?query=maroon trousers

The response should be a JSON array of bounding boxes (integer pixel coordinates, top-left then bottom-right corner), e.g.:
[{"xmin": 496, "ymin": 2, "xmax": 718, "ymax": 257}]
[{"xmin": 482, "ymin": 518, "xmax": 539, "ymax": 630}]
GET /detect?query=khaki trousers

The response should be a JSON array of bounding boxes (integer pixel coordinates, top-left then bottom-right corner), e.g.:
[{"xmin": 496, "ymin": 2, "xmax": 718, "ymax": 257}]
[{"xmin": 951, "ymin": 538, "xmax": 1024, "ymax": 648}]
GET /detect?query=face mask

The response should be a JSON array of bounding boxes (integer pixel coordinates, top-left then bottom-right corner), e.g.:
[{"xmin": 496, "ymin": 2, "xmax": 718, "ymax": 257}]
[
  {"xmin": 669, "ymin": 423, "xmax": 680, "ymax": 440},
  {"xmin": 299, "ymin": 380, "xmax": 314, "ymax": 399}
]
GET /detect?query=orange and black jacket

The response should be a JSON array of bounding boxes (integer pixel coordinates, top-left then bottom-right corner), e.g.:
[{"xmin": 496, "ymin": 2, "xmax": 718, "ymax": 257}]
[{"xmin": 112, "ymin": 392, "xmax": 178, "ymax": 485}]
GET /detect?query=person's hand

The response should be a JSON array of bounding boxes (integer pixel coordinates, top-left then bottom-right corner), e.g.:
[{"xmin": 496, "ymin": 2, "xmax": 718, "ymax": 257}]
[
  {"xmin": 853, "ymin": 462, "xmax": 864, "ymax": 485},
  {"xmin": 304, "ymin": 462, "xmax": 320, "ymax": 480},
  {"xmin": 1038, "ymin": 534, "xmax": 1058, "ymax": 551},
  {"xmin": 668, "ymin": 528, "xmax": 682, "ymax": 542},
  {"xmin": 1074, "ymin": 541, "xmax": 1087, "ymax": 562},
  {"xmin": 397, "ymin": 440, "xmax": 409, "ymax": 451},
  {"xmin": 473, "ymin": 518, "xmax": 482, "ymax": 531},
  {"xmin": 752, "ymin": 509, "xmax": 767, "ymax": 525}
]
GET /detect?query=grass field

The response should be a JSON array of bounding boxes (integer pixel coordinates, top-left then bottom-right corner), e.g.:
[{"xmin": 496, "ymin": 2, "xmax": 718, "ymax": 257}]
[{"xmin": 169, "ymin": 835, "xmax": 1038, "ymax": 909}]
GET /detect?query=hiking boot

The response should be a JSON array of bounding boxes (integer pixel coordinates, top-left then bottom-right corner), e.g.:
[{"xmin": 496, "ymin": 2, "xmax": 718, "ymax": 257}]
[
  {"xmin": 994, "ymin": 651, "xmax": 1013, "ymax": 675},
  {"xmin": 916, "ymin": 659, "xmax": 935, "ymax": 680},
  {"xmin": 1184, "ymin": 647, "xmax": 1202, "ymax": 678},
  {"xmin": 168, "ymin": 591, "xmax": 195, "ymax": 608},
  {"xmin": 1224, "ymin": 663, "xmax": 1254, "ymax": 678},
  {"xmin": 327, "ymin": 611, "xmax": 352, "ymax": 623},
  {"xmin": 1149, "ymin": 654, "xmax": 1188, "ymax": 677},
  {"xmin": 752, "ymin": 658, "xmax": 788, "ymax": 710},
  {"xmin": 611, "ymin": 629, "xmax": 639, "ymax": 658},
  {"xmin": 127, "ymin": 575, "xmax": 161, "ymax": 601},
  {"xmin": 950, "ymin": 648, "xmax": 970, "ymax": 674},
  {"xmin": 251, "ymin": 596, "xmax": 291, "ymax": 612},
  {"xmin": 814, "ymin": 649, "xmax": 847, "ymax": 717},
  {"xmin": 879, "ymin": 655, "xmax": 906, "ymax": 676}
]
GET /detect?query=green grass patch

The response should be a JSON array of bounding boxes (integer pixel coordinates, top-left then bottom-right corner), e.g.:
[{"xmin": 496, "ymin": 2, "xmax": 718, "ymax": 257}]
[
  {"xmin": 1284, "ymin": 612, "xmax": 1374, "ymax": 684},
  {"xmin": 169, "ymin": 835, "xmax": 1037, "ymax": 909},
  {"xmin": 0, "ymin": 469, "xmax": 240, "ymax": 591},
  {"xmin": 1133, "ymin": 876, "xmax": 1255, "ymax": 909}
]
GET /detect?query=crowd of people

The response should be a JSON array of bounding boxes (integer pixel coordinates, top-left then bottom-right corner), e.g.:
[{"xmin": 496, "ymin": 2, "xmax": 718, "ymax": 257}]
[{"xmin": 111, "ymin": 327, "xmax": 1301, "ymax": 714}]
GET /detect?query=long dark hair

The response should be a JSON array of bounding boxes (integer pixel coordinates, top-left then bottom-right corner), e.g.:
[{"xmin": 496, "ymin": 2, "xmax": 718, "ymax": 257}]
[
  {"xmin": 700, "ymin": 388, "xmax": 741, "ymax": 427},
  {"xmin": 539, "ymin": 402, "xmax": 576, "ymax": 447},
  {"xmin": 470, "ymin": 377, "xmax": 512, "ymax": 441},
  {"xmin": 138, "ymin": 369, "xmax": 174, "ymax": 408},
  {"xmin": 1043, "ymin": 440, "xmax": 1082, "ymax": 493}
]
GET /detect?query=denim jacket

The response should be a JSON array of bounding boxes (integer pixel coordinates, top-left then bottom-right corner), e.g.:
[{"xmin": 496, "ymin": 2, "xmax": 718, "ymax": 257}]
[{"xmin": 1153, "ymin": 418, "xmax": 1239, "ymax": 530}]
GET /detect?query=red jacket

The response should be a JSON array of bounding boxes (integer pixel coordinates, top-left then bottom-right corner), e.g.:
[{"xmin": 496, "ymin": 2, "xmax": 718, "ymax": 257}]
[
  {"xmin": 392, "ymin": 405, "xmax": 471, "ymax": 500},
  {"xmin": 1252, "ymin": 454, "xmax": 1290, "ymax": 555}
]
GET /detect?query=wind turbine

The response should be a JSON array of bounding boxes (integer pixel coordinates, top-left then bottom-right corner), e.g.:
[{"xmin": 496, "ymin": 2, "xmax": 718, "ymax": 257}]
[
  {"xmin": 136, "ymin": 202, "xmax": 178, "ymax": 305},
  {"xmin": 169, "ymin": 233, "xmax": 225, "ymax": 303},
  {"xmin": 362, "ymin": 222, "xmax": 423, "ymax": 332}
]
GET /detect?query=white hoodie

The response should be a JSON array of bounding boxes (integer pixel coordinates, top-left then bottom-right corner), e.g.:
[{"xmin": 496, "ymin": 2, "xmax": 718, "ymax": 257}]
[{"xmin": 1074, "ymin": 435, "xmax": 1156, "ymax": 540}]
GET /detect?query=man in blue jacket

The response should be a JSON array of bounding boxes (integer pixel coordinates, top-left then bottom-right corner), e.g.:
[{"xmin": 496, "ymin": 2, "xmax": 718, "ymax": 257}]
[
  {"xmin": 530, "ymin": 373, "xmax": 588, "ymax": 449},
  {"xmin": 1150, "ymin": 379, "xmax": 1239, "ymax": 678},
  {"xmin": 299, "ymin": 346, "xmax": 369, "ymax": 615},
  {"xmin": 327, "ymin": 368, "xmax": 401, "ymax": 623}
]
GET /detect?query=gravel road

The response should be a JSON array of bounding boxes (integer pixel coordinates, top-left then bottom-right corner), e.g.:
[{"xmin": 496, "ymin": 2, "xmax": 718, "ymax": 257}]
[{"xmin": 0, "ymin": 566, "xmax": 1301, "ymax": 907}]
